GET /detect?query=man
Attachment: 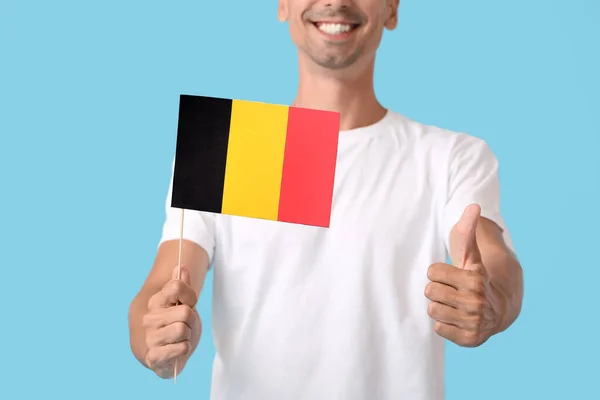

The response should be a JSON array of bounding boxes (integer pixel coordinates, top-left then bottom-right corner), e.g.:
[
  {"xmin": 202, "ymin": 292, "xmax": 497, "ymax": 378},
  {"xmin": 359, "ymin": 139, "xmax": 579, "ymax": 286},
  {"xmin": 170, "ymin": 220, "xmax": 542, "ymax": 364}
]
[{"xmin": 128, "ymin": 0, "xmax": 524, "ymax": 399}]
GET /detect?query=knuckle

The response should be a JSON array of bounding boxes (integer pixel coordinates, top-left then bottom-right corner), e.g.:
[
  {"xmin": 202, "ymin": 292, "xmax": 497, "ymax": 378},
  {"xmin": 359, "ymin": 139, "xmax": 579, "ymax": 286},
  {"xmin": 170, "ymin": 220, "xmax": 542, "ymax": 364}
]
[
  {"xmin": 142, "ymin": 310, "xmax": 160, "ymax": 329},
  {"xmin": 462, "ymin": 331, "xmax": 479, "ymax": 347},
  {"xmin": 176, "ymin": 341, "xmax": 192, "ymax": 357},
  {"xmin": 464, "ymin": 295, "xmax": 483, "ymax": 313},
  {"xmin": 163, "ymin": 280, "xmax": 183, "ymax": 298},
  {"xmin": 474, "ymin": 315, "xmax": 484, "ymax": 331},
  {"xmin": 174, "ymin": 322, "xmax": 189, "ymax": 339},
  {"xmin": 172, "ymin": 279, "xmax": 185, "ymax": 292},
  {"xmin": 145, "ymin": 330, "xmax": 158, "ymax": 349},
  {"xmin": 466, "ymin": 276, "xmax": 484, "ymax": 293},
  {"xmin": 473, "ymin": 298, "xmax": 485, "ymax": 314},
  {"xmin": 146, "ymin": 348, "xmax": 158, "ymax": 367},
  {"xmin": 164, "ymin": 280, "xmax": 179, "ymax": 296},
  {"xmin": 174, "ymin": 280, "xmax": 190, "ymax": 294},
  {"xmin": 180, "ymin": 305, "xmax": 194, "ymax": 322},
  {"xmin": 468, "ymin": 314, "xmax": 482, "ymax": 331}
]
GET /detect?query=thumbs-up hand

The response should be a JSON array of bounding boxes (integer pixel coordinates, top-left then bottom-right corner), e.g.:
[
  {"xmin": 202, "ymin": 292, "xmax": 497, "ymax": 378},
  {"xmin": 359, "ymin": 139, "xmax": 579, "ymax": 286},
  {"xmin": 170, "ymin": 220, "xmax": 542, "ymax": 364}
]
[{"xmin": 425, "ymin": 204, "xmax": 504, "ymax": 347}]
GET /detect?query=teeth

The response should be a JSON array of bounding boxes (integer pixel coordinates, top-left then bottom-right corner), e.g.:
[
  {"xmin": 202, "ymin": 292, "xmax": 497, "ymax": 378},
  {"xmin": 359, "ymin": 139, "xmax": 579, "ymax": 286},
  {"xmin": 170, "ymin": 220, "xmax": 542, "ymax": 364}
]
[{"xmin": 317, "ymin": 23, "xmax": 353, "ymax": 35}]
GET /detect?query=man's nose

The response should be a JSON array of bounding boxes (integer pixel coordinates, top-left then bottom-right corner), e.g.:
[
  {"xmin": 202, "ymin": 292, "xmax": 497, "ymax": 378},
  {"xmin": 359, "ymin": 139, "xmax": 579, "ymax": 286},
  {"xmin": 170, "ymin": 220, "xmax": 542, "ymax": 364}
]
[{"xmin": 321, "ymin": 0, "xmax": 354, "ymax": 9}]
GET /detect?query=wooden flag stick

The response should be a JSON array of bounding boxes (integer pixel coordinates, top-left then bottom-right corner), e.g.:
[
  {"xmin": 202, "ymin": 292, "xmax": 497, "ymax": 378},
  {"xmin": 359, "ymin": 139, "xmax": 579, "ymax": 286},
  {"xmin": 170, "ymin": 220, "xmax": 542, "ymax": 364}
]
[
  {"xmin": 177, "ymin": 208, "xmax": 184, "ymax": 280},
  {"xmin": 174, "ymin": 208, "xmax": 184, "ymax": 384}
]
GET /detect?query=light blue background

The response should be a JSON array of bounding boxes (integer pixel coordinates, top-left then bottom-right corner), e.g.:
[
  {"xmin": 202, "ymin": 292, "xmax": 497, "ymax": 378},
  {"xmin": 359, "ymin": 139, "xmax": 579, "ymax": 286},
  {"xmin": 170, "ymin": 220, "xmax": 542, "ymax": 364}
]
[{"xmin": 1, "ymin": 0, "xmax": 598, "ymax": 399}]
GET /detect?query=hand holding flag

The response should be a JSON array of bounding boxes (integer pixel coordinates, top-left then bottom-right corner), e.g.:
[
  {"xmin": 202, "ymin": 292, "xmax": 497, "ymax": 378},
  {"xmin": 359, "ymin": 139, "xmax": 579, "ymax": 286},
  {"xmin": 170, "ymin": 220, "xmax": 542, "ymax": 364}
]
[
  {"xmin": 424, "ymin": 204, "xmax": 505, "ymax": 347},
  {"xmin": 142, "ymin": 265, "xmax": 202, "ymax": 378}
]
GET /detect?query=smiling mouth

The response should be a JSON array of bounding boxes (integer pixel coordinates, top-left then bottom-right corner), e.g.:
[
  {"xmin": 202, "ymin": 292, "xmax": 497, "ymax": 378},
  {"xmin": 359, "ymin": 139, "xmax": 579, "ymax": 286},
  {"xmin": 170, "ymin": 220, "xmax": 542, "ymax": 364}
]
[{"xmin": 312, "ymin": 21, "xmax": 361, "ymax": 37}]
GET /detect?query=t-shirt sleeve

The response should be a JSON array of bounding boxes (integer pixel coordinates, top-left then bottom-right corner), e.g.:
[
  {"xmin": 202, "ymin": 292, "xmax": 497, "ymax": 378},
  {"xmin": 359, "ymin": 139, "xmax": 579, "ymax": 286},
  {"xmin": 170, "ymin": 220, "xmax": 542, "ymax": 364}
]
[
  {"xmin": 158, "ymin": 160, "xmax": 216, "ymax": 264},
  {"xmin": 442, "ymin": 134, "xmax": 515, "ymax": 255}
]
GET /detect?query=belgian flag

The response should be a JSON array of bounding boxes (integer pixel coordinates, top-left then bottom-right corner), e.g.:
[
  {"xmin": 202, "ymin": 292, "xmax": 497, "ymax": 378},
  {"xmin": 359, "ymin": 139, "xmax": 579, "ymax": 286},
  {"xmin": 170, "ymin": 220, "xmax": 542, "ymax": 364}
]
[{"xmin": 171, "ymin": 95, "xmax": 341, "ymax": 228}]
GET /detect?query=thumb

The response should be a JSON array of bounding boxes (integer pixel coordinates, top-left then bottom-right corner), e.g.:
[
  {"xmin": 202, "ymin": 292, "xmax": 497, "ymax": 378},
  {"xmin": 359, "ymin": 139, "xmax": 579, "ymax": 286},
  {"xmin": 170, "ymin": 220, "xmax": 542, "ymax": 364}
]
[
  {"xmin": 172, "ymin": 264, "xmax": 192, "ymax": 286},
  {"xmin": 452, "ymin": 204, "xmax": 483, "ymax": 269}
]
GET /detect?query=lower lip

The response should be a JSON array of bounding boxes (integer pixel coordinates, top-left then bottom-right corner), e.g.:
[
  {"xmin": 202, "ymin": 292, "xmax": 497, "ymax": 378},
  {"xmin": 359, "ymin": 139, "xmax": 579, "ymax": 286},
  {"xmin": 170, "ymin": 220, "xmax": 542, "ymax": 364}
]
[{"xmin": 313, "ymin": 24, "xmax": 357, "ymax": 41}]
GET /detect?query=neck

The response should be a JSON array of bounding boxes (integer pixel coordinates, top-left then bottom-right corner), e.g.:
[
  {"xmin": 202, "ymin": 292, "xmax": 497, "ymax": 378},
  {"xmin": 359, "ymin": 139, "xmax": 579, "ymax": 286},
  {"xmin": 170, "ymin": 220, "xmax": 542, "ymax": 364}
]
[{"xmin": 292, "ymin": 56, "xmax": 387, "ymax": 131}]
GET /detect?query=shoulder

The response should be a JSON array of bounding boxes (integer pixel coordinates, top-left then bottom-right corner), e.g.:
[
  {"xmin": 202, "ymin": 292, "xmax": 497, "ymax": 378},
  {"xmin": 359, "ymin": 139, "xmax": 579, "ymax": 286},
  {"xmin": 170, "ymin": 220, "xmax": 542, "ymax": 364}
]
[{"xmin": 384, "ymin": 110, "xmax": 495, "ymax": 162}]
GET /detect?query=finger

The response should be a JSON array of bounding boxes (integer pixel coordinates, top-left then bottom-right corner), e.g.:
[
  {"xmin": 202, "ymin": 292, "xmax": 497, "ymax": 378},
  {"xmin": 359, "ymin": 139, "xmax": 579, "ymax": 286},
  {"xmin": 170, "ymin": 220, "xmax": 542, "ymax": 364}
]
[
  {"xmin": 148, "ymin": 278, "xmax": 198, "ymax": 309},
  {"xmin": 428, "ymin": 300, "xmax": 485, "ymax": 332},
  {"xmin": 427, "ymin": 263, "xmax": 487, "ymax": 294},
  {"xmin": 146, "ymin": 341, "xmax": 192, "ymax": 370},
  {"xmin": 424, "ymin": 282, "xmax": 462, "ymax": 308},
  {"xmin": 452, "ymin": 204, "xmax": 483, "ymax": 269},
  {"xmin": 172, "ymin": 264, "xmax": 192, "ymax": 286},
  {"xmin": 427, "ymin": 301, "xmax": 462, "ymax": 326},
  {"xmin": 434, "ymin": 321, "xmax": 480, "ymax": 348},
  {"xmin": 427, "ymin": 263, "xmax": 465, "ymax": 289},
  {"xmin": 143, "ymin": 304, "xmax": 196, "ymax": 330},
  {"xmin": 146, "ymin": 322, "xmax": 192, "ymax": 348}
]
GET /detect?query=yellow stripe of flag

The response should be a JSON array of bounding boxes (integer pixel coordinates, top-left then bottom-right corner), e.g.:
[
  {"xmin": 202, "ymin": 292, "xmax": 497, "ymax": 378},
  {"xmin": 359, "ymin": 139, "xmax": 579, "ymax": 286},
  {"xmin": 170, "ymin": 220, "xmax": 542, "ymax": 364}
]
[{"xmin": 221, "ymin": 100, "xmax": 289, "ymax": 220}]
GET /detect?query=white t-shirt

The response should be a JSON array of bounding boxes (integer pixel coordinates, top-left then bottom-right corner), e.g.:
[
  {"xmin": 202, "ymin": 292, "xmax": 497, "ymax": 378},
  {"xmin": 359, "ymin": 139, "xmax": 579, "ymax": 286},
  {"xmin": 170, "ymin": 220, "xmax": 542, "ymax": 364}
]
[{"xmin": 159, "ymin": 110, "xmax": 514, "ymax": 400}]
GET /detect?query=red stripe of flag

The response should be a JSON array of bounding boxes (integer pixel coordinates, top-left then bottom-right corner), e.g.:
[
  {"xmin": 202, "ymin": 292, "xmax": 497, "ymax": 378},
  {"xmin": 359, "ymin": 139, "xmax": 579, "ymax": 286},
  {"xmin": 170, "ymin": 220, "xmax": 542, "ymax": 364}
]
[{"xmin": 277, "ymin": 107, "xmax": 340, "ymax": 227}]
